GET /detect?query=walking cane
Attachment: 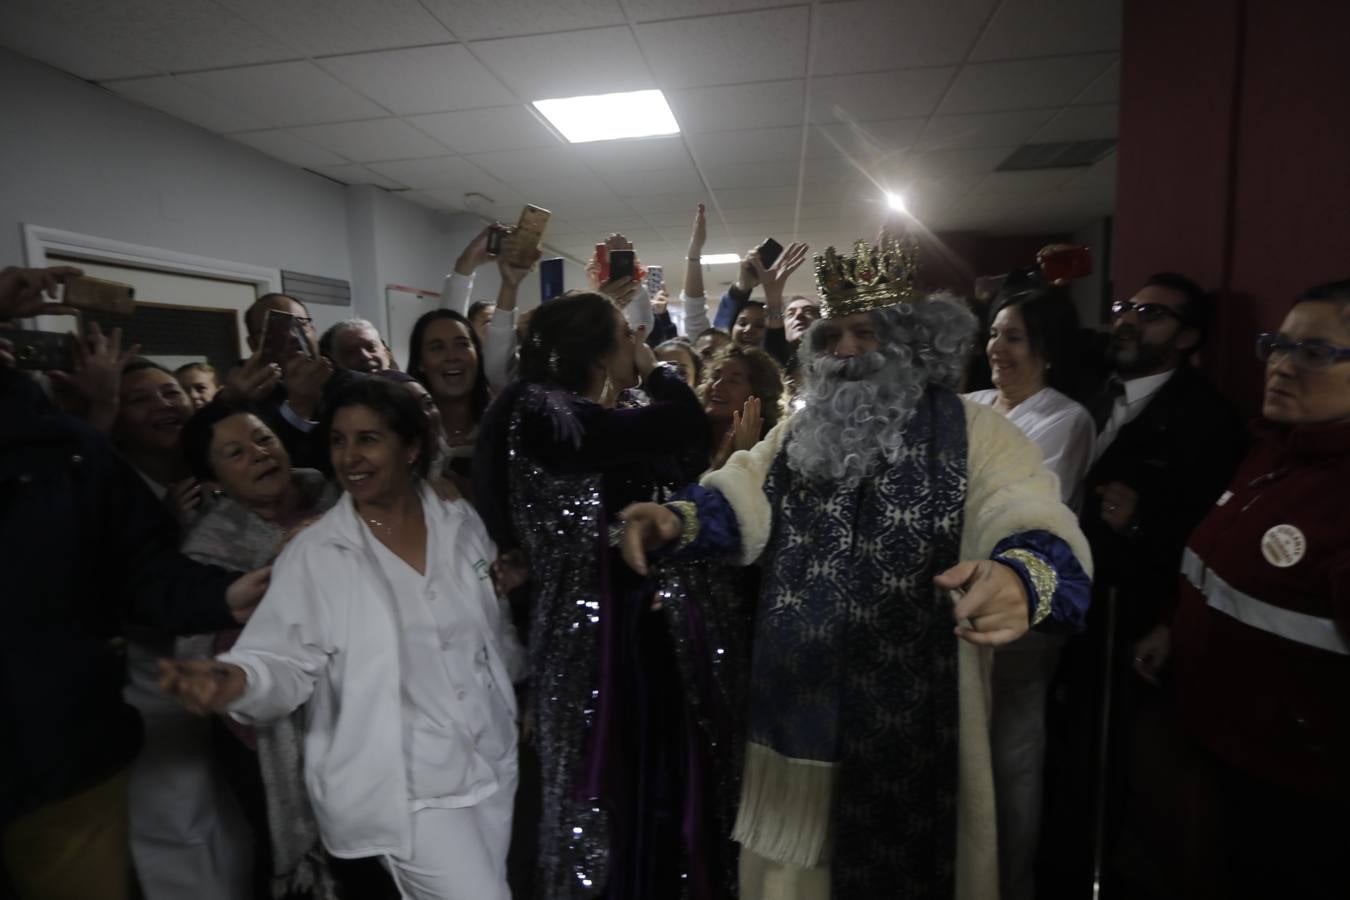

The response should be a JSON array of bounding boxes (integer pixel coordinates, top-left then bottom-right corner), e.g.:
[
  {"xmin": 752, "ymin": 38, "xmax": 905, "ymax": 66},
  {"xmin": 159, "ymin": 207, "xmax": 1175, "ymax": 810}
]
[{"xmin": 1090, "ymin": 586, "xmax": 1119, "ymax": 900}]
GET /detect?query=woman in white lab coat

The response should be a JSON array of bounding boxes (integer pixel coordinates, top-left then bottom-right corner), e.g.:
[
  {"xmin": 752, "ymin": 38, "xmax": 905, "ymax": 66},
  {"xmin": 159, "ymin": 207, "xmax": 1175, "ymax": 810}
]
[{"xmin": 161, "ymin": 377, "xmax": 525, "ymax": 900}]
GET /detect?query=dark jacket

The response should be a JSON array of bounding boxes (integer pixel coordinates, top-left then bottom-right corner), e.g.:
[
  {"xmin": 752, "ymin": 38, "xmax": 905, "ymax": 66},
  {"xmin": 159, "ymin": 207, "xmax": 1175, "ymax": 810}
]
[
  {"xmin": 1081, "ymin": 364, "xmax": 1249, "ymax": 639},
  {"xmin": 1172, "ymin": 418, "xmax": 1350, "ymax": 798},
  {"xmin": 0, "ymin": 369, "xmax": 237, "ymax": 823}
]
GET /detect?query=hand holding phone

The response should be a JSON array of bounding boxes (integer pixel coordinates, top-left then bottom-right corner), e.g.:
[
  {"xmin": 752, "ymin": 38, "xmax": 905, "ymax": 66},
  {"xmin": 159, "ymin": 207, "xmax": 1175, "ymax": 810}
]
[
  {"xmin": 63, "ymin": 276, "xmax": 135, "ymax": 316},
  {"xmin": 259, "ymin": 310, "xmax": 312, "ymax": 367},
  {"xmin": 607, "ymin": 250, "xmax": 636, "ymax": 283},
  {"xmin": 1036, "ymin": 244, "xmax": 1092, "ymax": 283}
]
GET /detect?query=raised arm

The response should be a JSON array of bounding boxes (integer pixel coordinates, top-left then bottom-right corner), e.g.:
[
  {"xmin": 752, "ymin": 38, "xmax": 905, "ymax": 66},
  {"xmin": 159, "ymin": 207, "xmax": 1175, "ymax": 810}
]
[{"xmin": 440, "ymin": 224, "xmax": 499, "ymax": 314}]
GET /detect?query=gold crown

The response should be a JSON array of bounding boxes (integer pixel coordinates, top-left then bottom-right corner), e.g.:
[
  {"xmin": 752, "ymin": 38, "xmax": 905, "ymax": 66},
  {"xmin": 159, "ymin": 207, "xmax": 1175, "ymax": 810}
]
[{"xmin": 814, "ymin": 236, "xmax": 920, "ymax": 319}]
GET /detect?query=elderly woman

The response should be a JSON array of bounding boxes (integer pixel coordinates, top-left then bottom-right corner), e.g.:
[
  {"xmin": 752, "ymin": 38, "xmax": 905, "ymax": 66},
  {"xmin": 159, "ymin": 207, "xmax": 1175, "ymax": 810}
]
[
  {"xmin": 177, "ymin": 402, "xmax": 342, "ymax": 898},
  {"xmin": 162, "ymin": 378, "xmax": 525, "ymax": 900},
  {"xmin": 963, "ymin": 283, "xmax": 1095, "ymax": 900},
  {"xmin": 1133, "ymin": 279, "xmax": 1350, "ymax": 900}
]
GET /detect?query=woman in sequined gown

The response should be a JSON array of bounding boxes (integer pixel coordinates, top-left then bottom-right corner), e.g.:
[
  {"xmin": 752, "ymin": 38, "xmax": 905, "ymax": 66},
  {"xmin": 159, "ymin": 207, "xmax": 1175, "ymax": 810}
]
[{"xmin": 475, "ymin": 291, "xmax": 751, "ymax": 900}]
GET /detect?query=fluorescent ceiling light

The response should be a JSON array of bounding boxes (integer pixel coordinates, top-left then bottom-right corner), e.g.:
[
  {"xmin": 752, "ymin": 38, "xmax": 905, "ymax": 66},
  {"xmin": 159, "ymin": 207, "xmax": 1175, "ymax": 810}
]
[
  {"xmin": 532, "ymin": 89, "xmax": 680, "ymax": 143},
  {"xmin": 700, "ymin": 253, "xmax": 743, "ymax": 265}
]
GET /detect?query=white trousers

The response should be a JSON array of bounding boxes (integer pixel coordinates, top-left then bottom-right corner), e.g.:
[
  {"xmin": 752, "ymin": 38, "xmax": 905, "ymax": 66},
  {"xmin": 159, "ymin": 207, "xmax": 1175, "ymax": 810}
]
[
  {"xmin": 384, "ymin": 764, "xmax": 517, "ymax": 900},
  {"xmin": 990, "ymin": 630, "xmax": 1066, "ymax": 900},
  {"xmin": 124, "ymin": 642, "xmax": 254, "ymax": 900}
]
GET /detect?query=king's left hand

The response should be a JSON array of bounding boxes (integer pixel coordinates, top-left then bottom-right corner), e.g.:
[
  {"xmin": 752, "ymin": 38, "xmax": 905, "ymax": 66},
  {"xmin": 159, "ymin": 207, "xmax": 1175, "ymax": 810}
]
[{"xmin": 935, "ymin": 560, "xmax": 1030, "ymax": 647}]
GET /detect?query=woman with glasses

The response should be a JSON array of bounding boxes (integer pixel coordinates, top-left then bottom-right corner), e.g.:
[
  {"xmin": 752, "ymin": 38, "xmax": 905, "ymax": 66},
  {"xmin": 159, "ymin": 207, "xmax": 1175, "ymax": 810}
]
[{"xmin": 1132, "ymin": 279, "xmax": 1350, "ymax": 900}]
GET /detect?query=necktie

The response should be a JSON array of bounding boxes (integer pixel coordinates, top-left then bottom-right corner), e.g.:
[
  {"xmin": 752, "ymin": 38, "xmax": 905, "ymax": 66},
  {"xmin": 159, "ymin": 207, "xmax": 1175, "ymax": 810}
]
[{"xmin": 1091, "ymin": 377, "xmax": 1126, "ymax": 433}]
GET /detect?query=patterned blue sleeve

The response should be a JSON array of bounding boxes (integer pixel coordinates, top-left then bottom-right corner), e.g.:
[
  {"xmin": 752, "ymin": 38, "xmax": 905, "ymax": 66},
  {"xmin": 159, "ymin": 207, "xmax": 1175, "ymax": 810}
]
[
  {"xmin": 658, "ymin": 483, "xmax": 743, "ymax": 561},
  {"xmin": 991, "ymin": 530, "xmax": 1091, "ymax": 633}
]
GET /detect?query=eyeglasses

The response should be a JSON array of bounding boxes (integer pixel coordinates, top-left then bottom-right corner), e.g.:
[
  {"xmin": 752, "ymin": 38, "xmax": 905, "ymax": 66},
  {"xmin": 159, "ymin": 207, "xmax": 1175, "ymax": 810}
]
[
  {"xmin": 1255, "ymin": 333, "xmax": 1350, "ymax": 370},
  {"xmin": 1110, "ymin": 299, "xmax": 1183, "ymax": 323}
]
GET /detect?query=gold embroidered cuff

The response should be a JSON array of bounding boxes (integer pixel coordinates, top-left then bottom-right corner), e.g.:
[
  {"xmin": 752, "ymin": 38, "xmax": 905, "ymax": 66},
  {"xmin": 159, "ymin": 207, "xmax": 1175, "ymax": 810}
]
[
  {"xmin": 998, "ymin": 548, "xmax": 1057, "ymax": 626},
  {"xmin": 667, "ymin": 501, "xmax": 700, "ymax": 552}
]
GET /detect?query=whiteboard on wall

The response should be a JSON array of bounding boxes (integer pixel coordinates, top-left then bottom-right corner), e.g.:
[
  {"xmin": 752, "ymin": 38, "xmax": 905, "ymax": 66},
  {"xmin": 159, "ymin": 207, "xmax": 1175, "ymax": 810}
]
[{"xmin": 385, "ymin": 283, "xmax": 441, "ymax": 373}]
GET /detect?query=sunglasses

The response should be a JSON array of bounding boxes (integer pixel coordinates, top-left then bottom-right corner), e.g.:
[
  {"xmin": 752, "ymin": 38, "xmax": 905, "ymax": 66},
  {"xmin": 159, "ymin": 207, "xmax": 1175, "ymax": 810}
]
[
  {"xmin": 1110, "ymin": 299, "xmax": 1183, "ymax": 323},
  {"xmin": 1255, "ymin": 333, "xmax": 1350, "ymax": 370}
]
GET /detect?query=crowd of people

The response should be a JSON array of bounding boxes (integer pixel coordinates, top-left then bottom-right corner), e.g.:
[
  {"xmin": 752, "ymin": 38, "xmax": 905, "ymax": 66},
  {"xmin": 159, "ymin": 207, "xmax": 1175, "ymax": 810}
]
[{"xmin": 1, "ymin": 201, "xmax": 1346, "ymax": 900}]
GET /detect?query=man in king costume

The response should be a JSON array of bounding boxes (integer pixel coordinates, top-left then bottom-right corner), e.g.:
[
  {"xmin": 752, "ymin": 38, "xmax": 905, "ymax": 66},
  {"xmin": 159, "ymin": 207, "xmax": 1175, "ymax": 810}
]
[{"xmin": 620, "ymin": 237, "xmax": 1094, "ymax": 900}]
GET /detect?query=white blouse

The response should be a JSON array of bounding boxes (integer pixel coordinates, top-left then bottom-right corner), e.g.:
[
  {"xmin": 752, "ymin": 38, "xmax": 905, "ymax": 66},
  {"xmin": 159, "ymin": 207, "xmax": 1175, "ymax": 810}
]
[{"xmin": 964, "ymin": 387, "xmax": 1096, "ymax": 512}]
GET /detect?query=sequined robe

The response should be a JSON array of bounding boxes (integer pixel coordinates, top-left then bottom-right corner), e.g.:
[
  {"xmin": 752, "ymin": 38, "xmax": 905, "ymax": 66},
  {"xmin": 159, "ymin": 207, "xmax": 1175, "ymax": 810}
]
[{"xmin": 474, "ymin": 367, "xmax": 751, "ymax": 900}]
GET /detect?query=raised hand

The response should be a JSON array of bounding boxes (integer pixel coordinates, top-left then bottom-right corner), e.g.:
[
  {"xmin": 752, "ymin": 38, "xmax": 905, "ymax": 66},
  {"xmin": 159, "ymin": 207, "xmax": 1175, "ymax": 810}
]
[
  {"xmin": 164, "ymin": 477, "xmax": 204, "ymax": 528},
  {"xmin": 158, "ymin": 658, "xmax": 248, "ymax": 715},
  {"xmin": 651, "ymin": 289, "xmax": 669, "ymax": 316},
  {"xmin": 688, "ymin": 203, "xmax": 707, "ymax": 258},
  {"xmin": 48, "ymin": 321, "xmax": 140, "ymax": 434},
  {"xmin": 598, "ymin": 275, "xmax": 639, "ymax": 309},
  {"xmin": 219, "ymin": 349, "xmax": 282, "ymax": 405},
  {"xmin": 454, "ymin": 224, "xmax": 504, "ymax": 276},
  {"xmin": 935, "ymin": 559, "xmax": 1031, "ymax": 647},
  {"xmin": 751, "ymin": 241, "xmax": 810, "ymax": 305},
  {"xmin": 0, "ymin": 265, "xmax": 84, "ymax": 319}
]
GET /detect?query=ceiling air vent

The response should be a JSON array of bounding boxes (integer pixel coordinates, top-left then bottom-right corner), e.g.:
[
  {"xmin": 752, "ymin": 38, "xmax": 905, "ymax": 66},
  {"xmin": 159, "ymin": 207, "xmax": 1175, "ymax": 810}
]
[{"xmin": 996, "ymin": 140, "xmax": 1117, "ymax": 171}]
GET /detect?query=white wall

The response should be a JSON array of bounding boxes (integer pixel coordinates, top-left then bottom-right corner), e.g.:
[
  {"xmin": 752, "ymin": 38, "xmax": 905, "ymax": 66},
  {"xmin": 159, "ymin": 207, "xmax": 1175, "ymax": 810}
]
[{"xmin": 0, "ymin": 47, "xmax": 508, "ymax": 350}]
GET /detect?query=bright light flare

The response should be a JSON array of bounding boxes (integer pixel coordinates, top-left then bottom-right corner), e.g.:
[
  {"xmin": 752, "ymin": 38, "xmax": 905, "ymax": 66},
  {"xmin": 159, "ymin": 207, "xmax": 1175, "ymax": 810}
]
[{"xmin": 886, "ymin": 192, "xmax": 908, "ymax": 213}]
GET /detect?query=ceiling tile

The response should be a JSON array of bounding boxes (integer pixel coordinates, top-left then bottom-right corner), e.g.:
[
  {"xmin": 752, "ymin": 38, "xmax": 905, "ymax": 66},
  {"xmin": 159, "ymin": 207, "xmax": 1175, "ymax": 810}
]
[
  {"xmin": 667, "ymin": 80, "xmax": 805, "ymax": 133},
  {"xmin": 712, "ymin": 186, "xmax": 800, "ymax": 209},
  {"xmin": 318, "ymin": 44, "xmax": 518, "ymax": 115},
  {"xmin": 936, "ymin": 54, "xmax": 1116, "ymax": 115},
  {"xmin": 809, "ymin": 68, "xmax": 956, "ymax": 124},
  {"xmin": 402, "ymin": 190, "xmax": 457, "ymax": 210},
  {"xmin": 637, "ymin": 7, "xmax": 809, "ymax": 90},
  {"xmin": 407, "ymin": 106, "xmax": 562, "ymax": 154},
  {"xmin": 975, "ymin": 169, "xmax": 1076, "ymax": 194},
  {"xmin": 601, "ymin": 166, "xmax": 705, "ymax": 197},
  {"xmin": 1074, "ymin": 59, "xmax": 1119, "ymax": 104},
  {"xmin": 813, "ymin": 0, "xmax": 997, "ymax": 75},
  {"xmin": 0, "ymin": 7, "xmax": 159, "ymax": 80},
  {"xmin": 465, "ymin": 146, "xmax": 593, "ymax": 182},
  {"xmin": 908, "ymin": 146, "xmax": 1014, "ymax": 178},
  {"xmin": 969, "ymin": 0, "xmax": 1121, "ymax": 61},
  {"xmin": 703, "ymin": 161, "xmax": 802, "ymax": 190},
  {"xmin": 366, "ymin": 155, "xmax": 503, "ymax": 191},
  {"xmin": 1063, "ymin": 150, "xmax": 1117, "ymax": 186},
  {"xmin": 421, "ymin": 0, "xmax": 627, "ymax": 41},
  {"xmin": 686, "ymin": 127, "xmax": 805, "ymax": 166},
  {"xmin": 917, "ymin": 109, "xmax": 1058, "ymax": 151},
  {"xmin": 639, "ymin": 209, "xmax": 701, "ymax": 230},
  {"xmin": 289, "ymin": 118, "xmax": 449, "ymax": 162},
  {"xmin": 573, "ymin": 137, "xmax": 694, "ymax": 173},
  {"xmin": 471, "ymin": 26, "xmax": 653, "ymax": 99},
  {"xmin": 1029, "ymin": 104, "xmax": 1118, "ymax": 142},
  {"xmin": 108, "ymin": 75, "xmax": 271, "ymax": 133},
  {"xmin": 216, "ymin": 0, "xmax": 453, "ymax": 56},
  {"xmin": 630, "ymin": 192, "xmax": 711, "ymax": 213},
  {"xmin": 178, "ymin": 62, "xmax": 389, "ymax": 127},
  {"xmin": 310, "ymin": 164, "xmax": 408, "ymax": 190},
  {"xmin": 808, "ymin": 118, "xmax": 927, "ymax": 161},
  {"xmin": 229, "ymin": 130, "xmax": 347, "ymax": 168},
  {"xmin": 514, "ymin": 174, "xmax": 636, "ymax": 215},
  {"xmin": 626, "ymin": 0, "xmax": 786, "ymax": 18}
]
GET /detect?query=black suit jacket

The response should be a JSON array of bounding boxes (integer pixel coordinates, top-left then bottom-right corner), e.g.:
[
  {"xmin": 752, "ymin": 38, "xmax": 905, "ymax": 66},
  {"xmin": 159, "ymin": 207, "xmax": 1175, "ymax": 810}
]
[{"xmin": 1081, "ymin": 364, "xmax": 1249, "ymax": 639}]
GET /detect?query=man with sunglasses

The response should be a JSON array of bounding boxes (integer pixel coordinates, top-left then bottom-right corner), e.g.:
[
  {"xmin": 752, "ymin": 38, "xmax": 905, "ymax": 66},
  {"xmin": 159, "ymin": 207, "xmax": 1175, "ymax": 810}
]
[{"xmin": 1046, "ymin": 272, "xmax": 1247, "ymax": 894}]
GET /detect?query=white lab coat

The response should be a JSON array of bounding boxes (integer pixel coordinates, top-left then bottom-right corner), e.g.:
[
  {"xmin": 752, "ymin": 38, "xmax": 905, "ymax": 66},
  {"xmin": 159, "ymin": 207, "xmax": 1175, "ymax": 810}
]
[{"xmin": 219, "ymin": 485, "xmax": 524, "ymax": 862}]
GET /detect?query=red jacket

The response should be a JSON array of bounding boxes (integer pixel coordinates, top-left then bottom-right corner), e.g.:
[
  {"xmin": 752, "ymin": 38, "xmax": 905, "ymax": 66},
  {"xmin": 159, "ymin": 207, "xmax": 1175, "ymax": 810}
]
[{"xmin": 1172, "ymin": 418, "xmax": 1350, "ymax": 798}]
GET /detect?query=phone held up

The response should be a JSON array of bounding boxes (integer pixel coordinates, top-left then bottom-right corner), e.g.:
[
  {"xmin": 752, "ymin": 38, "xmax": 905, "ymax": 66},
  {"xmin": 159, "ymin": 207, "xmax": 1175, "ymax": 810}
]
[
  {"xmin": 63, "ymin": 276, "xmax": 135, "ymax": 316},
  {"xmin": 1038, "ymin": 245, "xmax": 1092, "ymax": 283},
  {"xmin": 540, "ymin": 258, "xmax": 565, "ymax": 303},
  {"xmin": 258, "ymin": 310, "xmax": 312, "ymax": 367},
  {"xmin": 645, "ymin": 265, "xmax": 664, "ymax": 298},
  {"xmin": 755, "ymin": 237, "xmax": 784, "ymax": 271},
  {"xmin": 6, "ymin": 329, "xmax": 74, "ymax": 371},
  {"xmin": 607, "ymin": 249, "xmax": 636, "ymax": 283}
]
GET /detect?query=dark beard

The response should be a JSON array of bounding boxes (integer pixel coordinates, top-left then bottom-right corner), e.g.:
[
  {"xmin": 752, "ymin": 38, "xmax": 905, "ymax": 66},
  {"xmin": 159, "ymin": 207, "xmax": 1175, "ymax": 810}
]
[{"xmin": 1109, "ymin": 328, "xmax": 1173, "ymax": 375}]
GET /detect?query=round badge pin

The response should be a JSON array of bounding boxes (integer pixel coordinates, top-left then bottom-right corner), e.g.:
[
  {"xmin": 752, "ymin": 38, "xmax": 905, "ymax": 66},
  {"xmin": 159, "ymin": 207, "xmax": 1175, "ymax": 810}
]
[{"xmin": 1260, "ymin": 524, "xmax": 1306, "ymax": 568}]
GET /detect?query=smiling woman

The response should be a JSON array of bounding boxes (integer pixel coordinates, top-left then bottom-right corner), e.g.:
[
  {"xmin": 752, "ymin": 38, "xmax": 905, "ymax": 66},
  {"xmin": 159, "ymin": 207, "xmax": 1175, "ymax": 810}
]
[{"xmin": 406, "ymin": 308, "xmax": 491, "ymax": 498}]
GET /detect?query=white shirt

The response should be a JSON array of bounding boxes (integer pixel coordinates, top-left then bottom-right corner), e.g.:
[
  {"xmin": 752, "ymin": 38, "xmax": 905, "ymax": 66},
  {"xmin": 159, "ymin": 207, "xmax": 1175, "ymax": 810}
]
[
  {"xmin": 965, "ymin": 387, "xmax": 1096, "ymax": 512},
  {"xmin": 366, "ymin": 518, "xmax": 515, "ymax": 809},
  {"xmin": 1093, "ymin": 368, "xmax": 1176, "ymax": 462}
]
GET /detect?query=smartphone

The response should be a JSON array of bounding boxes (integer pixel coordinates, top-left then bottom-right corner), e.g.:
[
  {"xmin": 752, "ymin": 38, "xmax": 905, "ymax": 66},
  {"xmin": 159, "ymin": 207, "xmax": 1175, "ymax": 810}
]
[
  {"xmin": 645, "ymin": 265, "xmax": 664, "ymax": 297},
  {"xmin": 485, "ymin": 225, "xmax": 505, "ymax": 256},
  {"xmin": 259, "ymin": 309, "xmax": 311, "ymax": 366},
  {"xmin": 540, "ymin": 258, "xmax": 565, "ymax": 303},
  {"xmin": 1038, "ymin": 245, "xmax": 1092, "ymax": 283},
  {"xmin": 506, "ymin": 204, "xmax": 550, "ymax": 267},
  {"xmin": 63, "ymin": 276, "xmax": 135, "ymax": 316},
  {"xmin": 7, "ymin": 329, "xmax": 74, "ymax": 371},
  {"xmin": 608, "ymin": 249, "xmax": 636, "ymax": 283},
  {"xmin": 593, "ymin": 243, "xmax": 610, "ymax": 284},
  {"xmin": 756, "ymin": 237, "xmax": 784, "ymax": 270}
]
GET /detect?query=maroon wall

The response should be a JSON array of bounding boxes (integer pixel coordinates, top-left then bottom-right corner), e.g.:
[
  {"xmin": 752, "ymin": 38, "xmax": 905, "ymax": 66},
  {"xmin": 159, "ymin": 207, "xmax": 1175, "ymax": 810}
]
[{"xmin": 1114, "ymin": 0, "xmax": 1350, "ymax": 412}]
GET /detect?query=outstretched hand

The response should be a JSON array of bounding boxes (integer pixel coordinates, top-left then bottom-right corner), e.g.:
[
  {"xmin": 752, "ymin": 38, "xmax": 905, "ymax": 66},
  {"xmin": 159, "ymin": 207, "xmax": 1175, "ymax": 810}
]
[
  {"xmin": 934, "ymin": 560, "xmax": 1031, "ymax": 646},
  {"xmin": 751, "ymin": 241, "xmax": 810, "ymax": 305},
  {"xmin": 158, "ymin": 659, "xmax": 248, "ymax": 715},
  {"xmin": 617, "ymin": 502, "xmax": 683, "ymax": 577}
]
